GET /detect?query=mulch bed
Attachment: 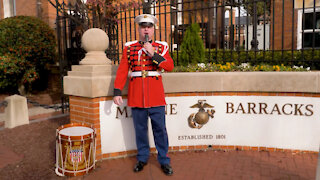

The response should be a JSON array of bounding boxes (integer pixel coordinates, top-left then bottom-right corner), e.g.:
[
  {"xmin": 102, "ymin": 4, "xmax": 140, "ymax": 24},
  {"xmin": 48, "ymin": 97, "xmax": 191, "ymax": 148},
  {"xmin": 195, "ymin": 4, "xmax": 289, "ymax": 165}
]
[{"xmin": 0, "ymin": 116, "xmax": 70, "ymax": 179}]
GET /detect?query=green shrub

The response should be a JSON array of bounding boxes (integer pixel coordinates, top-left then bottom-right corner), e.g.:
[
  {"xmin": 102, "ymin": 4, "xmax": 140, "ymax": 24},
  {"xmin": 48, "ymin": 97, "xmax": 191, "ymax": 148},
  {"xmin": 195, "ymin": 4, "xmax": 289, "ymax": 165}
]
[
  {"xmin": 180, "ymin": 23, "xmax": 205, "ymax": 65},
  {"xmin": 0, "ymin": 55, "xmax": 38, "ymax": 92},
  {"xmin": 0, "ymin": 16, "xmax": 57, "ymax": 93},
  {"xmin": 173, "ymin": 49, "xmax": 320, "ymax": 70}
]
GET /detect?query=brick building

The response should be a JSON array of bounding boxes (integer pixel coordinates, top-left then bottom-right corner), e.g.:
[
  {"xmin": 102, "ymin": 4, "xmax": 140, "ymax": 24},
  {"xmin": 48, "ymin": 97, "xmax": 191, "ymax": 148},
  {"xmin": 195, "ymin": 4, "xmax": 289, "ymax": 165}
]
[
  {"xmin": 225, "ymin": 16, "xmax": 248, "ymax": 49},
  {"xmin": 271, "ymin": 0, "xmax": 320, "ymax": 50},
  {"xmin": 118, "ymin": 0, "xmax": 226, "ymax": 52},
  {"xmin": 0, "ymin": 0, "xmax": 58, "ymax": 28}
]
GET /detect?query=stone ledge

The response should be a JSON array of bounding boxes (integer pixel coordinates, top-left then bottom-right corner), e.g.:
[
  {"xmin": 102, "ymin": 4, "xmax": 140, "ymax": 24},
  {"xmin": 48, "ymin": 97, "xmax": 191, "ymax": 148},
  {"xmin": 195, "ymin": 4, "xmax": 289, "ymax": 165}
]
[
  {"xmin": 64, "ymin": 71, "xmax": 320, "ymax": 98},
  {"xmin": 163, "ymin": 71, "xmax": 320, "ymax": 94},
  {"xmin": 64, "ymin": 76, "xmax": 120, "ymax": 98}
]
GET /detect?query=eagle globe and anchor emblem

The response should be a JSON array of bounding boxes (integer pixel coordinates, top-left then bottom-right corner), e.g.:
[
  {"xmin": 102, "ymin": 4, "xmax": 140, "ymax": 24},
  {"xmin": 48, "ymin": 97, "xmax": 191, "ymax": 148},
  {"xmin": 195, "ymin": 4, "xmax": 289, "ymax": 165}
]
[{"xmin": 188, "ymin": 100, "xmax": 215, "ymax": 129}]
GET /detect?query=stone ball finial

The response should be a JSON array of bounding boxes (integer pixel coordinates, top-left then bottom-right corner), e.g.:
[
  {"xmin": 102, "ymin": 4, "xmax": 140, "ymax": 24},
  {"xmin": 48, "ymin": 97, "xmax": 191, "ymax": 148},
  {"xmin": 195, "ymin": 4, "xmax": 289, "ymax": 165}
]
[
  {"xmin": 80, "ymin": 28, "xmax": 111, "ymax": 65},
  {"xmin": 82, "ymin": 28, "xmax": 109, "ymax": 52}
]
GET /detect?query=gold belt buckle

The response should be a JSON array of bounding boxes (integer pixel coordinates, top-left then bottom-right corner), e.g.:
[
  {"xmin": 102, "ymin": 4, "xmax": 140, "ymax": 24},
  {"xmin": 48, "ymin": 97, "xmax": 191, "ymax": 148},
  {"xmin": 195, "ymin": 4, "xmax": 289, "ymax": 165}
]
[{"xmin": 142, "ymin": 71, "xmax": 148, "ymax": 78}]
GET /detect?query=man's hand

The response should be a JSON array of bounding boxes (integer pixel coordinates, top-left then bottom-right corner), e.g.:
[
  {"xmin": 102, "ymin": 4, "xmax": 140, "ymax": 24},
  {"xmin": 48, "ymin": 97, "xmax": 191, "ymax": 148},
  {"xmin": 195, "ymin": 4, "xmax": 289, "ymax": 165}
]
[
  {"xmin": 144, "ymin": 42, "xmax": 154, "ymax": 57},
  {"xmin": 113, "ymin": 96, "xmax": 123, "ymax": 105}
]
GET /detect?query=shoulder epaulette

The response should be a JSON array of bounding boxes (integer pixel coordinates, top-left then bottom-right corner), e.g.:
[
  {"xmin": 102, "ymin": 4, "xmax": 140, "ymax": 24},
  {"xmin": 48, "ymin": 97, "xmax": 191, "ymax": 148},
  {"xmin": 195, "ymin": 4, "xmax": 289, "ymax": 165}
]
[
  {"xmin": 125, "ymin": 40, "xmax": 138, "ymax": 47},
  {"xmin": 155, "ymin": 41, "xmax": 168, "ymax": 47},
  {"xmin": 155, "ymin": 41, "xmax": 169, "ymax": 56}
]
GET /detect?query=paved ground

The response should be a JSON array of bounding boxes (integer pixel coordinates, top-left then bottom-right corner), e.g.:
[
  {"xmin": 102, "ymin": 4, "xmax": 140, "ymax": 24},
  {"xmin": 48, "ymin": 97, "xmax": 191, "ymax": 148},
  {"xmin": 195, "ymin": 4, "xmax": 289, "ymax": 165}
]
[
  {"xmin": 76, "ymin": 150, "xmax": 318, "ymax": 180},
  {"xmin": 0, "ymin": 109, "xmax": 319, "ymax": 180}
]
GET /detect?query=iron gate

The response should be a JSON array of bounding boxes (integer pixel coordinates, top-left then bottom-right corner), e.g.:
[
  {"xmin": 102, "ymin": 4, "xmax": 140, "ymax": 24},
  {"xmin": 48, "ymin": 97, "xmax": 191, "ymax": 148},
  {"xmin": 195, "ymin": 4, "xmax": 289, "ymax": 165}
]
[{"xmin": 49, "ymin": 0, "xmax": 120, "ymax": 112}]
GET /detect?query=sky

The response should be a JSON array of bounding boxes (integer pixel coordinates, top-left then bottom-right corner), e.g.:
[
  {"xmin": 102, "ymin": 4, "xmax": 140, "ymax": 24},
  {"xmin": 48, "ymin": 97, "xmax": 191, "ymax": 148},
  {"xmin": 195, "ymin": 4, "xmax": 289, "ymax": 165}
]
[{"xmin": 225, "ymin": 6, "xmax": 247, "ymax": 18}]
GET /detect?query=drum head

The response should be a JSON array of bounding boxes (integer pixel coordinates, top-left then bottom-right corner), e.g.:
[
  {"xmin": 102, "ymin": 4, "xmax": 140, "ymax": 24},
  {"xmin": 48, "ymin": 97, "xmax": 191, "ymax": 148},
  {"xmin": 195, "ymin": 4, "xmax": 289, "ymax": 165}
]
[{"xmin": 59, "ymin": 126, "xmax": 94, "ymax": 136}]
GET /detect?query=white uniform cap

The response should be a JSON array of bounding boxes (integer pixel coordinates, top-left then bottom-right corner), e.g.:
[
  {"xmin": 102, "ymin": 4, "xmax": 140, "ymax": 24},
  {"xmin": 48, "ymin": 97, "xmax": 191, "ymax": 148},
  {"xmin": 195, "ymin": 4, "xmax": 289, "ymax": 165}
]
[{"xmin": 134, "ymin": 14, "xmax": 158, "ymax": 25}]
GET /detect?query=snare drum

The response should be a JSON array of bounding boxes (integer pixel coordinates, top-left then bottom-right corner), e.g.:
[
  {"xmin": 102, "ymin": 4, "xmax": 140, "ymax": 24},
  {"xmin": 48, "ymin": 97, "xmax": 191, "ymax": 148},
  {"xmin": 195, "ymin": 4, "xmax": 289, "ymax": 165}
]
[{"xmin": 55, "ymin": 123, "xmax": 96, "ymax": 176}]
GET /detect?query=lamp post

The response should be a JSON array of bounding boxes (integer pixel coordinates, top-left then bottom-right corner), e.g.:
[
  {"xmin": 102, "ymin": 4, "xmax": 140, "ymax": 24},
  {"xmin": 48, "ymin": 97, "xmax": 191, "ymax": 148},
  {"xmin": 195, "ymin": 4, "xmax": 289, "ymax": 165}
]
[
  {"xmin": 143, "ymin": 0, "xmax": 151, "ymax": 14},
  {"xmin": 251, "ymin": 0, "xmax": 259, "ymax": 51}
]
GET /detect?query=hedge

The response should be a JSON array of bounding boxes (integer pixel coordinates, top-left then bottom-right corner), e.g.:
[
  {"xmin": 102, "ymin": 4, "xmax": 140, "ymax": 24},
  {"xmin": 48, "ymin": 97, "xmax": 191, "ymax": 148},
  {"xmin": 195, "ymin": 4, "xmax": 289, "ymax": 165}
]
[
  {"xmin": 171, "ymin": 49, "xmax": 320, "ymax": 69},
  {"xmin": 0, "ymin": 16, "xmax": 57, "ymax": 93}
]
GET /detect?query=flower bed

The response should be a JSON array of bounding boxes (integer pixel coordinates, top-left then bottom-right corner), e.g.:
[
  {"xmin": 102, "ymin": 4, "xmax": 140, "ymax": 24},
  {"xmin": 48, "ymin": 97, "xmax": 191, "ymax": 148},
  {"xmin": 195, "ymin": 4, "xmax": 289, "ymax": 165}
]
[{"xmin": 172, "ymin": 63, "xmax": 310, "ymax": 72}]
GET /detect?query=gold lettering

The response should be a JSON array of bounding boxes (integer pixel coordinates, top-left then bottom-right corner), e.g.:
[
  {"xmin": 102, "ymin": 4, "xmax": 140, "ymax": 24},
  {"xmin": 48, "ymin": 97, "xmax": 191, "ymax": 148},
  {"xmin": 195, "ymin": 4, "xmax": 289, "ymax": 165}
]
[
  {"xmin": 294, "ymin": 104, "xmax": 304, "ymax": 116},
  {"xmin": 259, "ymin": 103, "xmax": 268, "ymax": 114},
  {"xmin": 170, "ymin": 104, "xmax": 177, "ymax": 115},
  {"xmin": 116, "ymin": 106, "xmax": 128, "ymax": 119},
  {"xmin": 235, "ymin": 103, "xmax": 246, "ymax": 114},
  {"xmin": 165, "ymin": 104, "xmax": 168, "ymax": 115},
  {"xmin": 305, "ymin": 104, "xmax": 313, "ymax": 116},
  {"xmin": 282, "ymin": 103, "xmax": 293, "ymax": 115},
  {"xmin": 270, "ymin": 104, "xmax": 281, "ymax": 115},
  {"xmin": 248, "ymin": 102, "xmax": 257, "ymax": 114},
  {"xmin": 226, "ymin": 102, "xmax": 234, "ymax": 113}
]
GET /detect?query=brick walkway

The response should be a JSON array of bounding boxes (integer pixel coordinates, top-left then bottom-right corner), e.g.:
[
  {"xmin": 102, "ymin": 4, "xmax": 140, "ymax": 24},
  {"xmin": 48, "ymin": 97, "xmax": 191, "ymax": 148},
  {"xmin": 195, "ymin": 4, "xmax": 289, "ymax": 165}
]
[
  {"xmin": 74, "ymin": 150, "xmax": 317, "ymax": 180},
  {"xmin": 0, "ymin": 111, "xmax": 318, "ymax": 179}
]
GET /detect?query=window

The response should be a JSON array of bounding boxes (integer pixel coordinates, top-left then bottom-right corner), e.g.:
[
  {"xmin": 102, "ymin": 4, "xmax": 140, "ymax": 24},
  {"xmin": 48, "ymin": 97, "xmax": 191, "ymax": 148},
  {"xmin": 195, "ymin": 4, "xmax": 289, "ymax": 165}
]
[
  {"xmin": 143, "ymin": 0, "xmax": 157, "ymax": 15},
  {"xmin": 171, "ymin": 0, "xmax": 182, "ymax": 25},
  {"xmin": 3, "ymin": 0, "xmax": 16, "ymax": 18},
  {"xmin": 297, "ymin": 8, "xmax": 320, "ymax": 49}
]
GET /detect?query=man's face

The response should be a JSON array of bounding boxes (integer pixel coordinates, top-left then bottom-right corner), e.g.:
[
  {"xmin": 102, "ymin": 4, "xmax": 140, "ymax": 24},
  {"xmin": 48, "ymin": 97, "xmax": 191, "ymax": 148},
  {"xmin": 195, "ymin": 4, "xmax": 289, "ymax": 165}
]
[{"xmin": 138, "ymin": 23, "xmax": 154, "ymax": 41}]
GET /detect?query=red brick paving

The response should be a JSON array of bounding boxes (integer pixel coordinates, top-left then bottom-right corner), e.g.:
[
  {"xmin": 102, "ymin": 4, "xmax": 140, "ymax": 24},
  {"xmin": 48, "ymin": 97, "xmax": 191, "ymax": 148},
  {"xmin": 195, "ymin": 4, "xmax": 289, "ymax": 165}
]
[
  {"xmin": 72, "ymin": 150, "xmax": 317, "ymax": 180},
  {"xmin": 0, "ymin": 146, "xmax": 23, "ymax": 169},
  {"xmin": 0, "ymin": 112, "xmax": 318, "ymax": 179}
]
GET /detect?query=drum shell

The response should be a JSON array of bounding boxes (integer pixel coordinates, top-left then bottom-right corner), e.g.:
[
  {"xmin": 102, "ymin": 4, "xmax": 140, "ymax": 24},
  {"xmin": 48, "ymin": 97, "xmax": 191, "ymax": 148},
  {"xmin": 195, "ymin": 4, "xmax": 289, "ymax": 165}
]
[{"xmin": 56, "ymin": 123, "xmax": 95, "ymax": 177}]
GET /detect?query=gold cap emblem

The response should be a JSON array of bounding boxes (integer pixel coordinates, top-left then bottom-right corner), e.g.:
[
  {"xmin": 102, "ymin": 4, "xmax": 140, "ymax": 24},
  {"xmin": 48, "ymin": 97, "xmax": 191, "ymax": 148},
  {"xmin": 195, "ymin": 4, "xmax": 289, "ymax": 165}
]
[{"xmin": 144, "ymin": 15, "xmax": 148, "ymax": 18}]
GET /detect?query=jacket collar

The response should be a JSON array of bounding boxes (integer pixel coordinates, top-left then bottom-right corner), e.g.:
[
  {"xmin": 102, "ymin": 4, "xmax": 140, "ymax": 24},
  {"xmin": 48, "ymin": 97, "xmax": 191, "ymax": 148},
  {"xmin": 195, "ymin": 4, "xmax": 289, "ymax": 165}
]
[{"xmin": 139, "ymin": 40, "xmax": 153, "ymax": 45}]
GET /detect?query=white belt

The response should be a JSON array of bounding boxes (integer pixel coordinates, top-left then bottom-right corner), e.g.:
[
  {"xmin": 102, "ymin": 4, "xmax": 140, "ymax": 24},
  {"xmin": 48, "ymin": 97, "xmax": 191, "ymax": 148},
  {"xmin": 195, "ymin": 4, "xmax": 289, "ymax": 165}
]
[{"xmin": 130, "ymin": 71, "xmax": 161, "ymax": 77}]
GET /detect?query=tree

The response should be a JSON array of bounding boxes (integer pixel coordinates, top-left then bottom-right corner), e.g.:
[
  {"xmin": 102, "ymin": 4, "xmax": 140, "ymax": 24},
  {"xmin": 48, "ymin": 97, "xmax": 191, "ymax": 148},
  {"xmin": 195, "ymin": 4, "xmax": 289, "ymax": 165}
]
[
  {"xmin": 180, "ymin": 23, "xmax": 206, "ymax": 65},
  {"xmin": 0, "ymin": 16, "xmax": 57, "ymax": 93},
  {"xmin": 48, "ymin": 0, "xmax": 142, "ymax": 30},
  {"xmin": 241, "ymin": 0, "xmax": 271, "ymax": 18}
]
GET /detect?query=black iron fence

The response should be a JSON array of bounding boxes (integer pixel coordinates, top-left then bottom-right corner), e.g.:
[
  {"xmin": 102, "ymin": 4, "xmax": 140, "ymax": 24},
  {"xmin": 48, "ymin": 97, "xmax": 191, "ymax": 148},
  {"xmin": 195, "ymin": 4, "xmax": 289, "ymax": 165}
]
[
  {"xmin": 117, "ymin": 0, "xmax": 320, "ymax": 68},
  {"xmin": 51, "ymin": 0, "xmax": 320, "ymax": 71},
  {"xmin": 45, "ymin": 0, "xmax": 319, "ymax": 116},
  {"xmin": 50, "ymin": 0, "xmax": 120, "ymax": 112}
]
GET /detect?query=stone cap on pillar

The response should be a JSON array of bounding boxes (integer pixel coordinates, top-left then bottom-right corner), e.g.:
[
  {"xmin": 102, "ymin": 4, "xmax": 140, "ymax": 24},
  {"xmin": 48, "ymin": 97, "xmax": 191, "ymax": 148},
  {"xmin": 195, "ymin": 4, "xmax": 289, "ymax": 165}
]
[
  {"xmin": 64, "ymin": 28, "xmax": 120, "ymax": 98},
  {"xmin": 80, "ymin": 28, "xmax": 111, "ymax": 65}
]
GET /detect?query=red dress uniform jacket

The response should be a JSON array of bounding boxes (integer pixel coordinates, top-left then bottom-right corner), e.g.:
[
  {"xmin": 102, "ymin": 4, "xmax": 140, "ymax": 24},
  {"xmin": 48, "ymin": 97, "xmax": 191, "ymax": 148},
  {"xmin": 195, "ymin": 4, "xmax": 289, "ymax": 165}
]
[{"xmin": 114, "ymin": 40, "xmax": 174, "ymax": 108}]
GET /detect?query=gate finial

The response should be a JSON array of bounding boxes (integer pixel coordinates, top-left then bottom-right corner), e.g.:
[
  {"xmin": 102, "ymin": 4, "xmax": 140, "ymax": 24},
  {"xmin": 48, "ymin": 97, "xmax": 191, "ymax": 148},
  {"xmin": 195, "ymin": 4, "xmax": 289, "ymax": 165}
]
[{"xmin": 80, "ymin": 28, "xmax": 111, "ymax": 65}]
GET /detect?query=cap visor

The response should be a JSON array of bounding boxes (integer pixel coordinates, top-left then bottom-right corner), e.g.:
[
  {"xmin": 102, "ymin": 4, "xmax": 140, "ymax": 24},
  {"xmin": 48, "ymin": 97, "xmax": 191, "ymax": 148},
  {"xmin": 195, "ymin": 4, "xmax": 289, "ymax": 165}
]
[{"xmin": 139, "ymin": 22, "xmax": 154, "ymax": 27}]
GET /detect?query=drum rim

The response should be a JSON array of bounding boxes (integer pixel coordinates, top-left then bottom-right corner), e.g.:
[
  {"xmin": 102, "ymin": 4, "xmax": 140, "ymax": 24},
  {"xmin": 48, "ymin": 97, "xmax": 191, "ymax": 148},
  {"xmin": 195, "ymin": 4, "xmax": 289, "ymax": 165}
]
[
  {"xmin": 57, "ymin": 123, "xmax": 95, "ymax": 141},
  {"xmin": 57, "ymin": 123, "xmax": 93, "ymax": 131},
  {"xmin": 56, "ymin": 163, "xmax": 95, "ymax": 176}
]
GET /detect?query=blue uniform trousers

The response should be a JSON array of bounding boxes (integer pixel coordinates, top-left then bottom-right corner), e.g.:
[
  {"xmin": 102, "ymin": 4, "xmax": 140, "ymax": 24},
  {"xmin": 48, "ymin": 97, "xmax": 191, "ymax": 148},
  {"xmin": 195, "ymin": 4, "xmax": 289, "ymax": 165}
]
[{"xmin": 131, "ymin": 106, "xmax": 170, "ymax": 165}]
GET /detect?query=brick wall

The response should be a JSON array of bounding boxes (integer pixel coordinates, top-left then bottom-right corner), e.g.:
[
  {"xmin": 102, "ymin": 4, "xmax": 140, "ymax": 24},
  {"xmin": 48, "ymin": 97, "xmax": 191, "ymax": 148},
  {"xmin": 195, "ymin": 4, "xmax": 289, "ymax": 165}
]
[
  {"xmin": 0, "ymin": 0, "xmax": 59, "ymax": 28},
  {"xmin": 68, "ymin": 91, "xmax": 319, "ymax": 160},
  {"xmin": 45, "ymin": 0, "xmax": 57, "ymax": 28},
  {"xmin": 15, "ymin": 0, "xmax": 37, "ymax": 17},
  {"xmin": 270, "ymin": 0, "xmax": 298, "ymax": 50},
  {"xmin": 16, "ymin": 0, "xmax": 57, "ymax": 28},
  {"xmin": 0, "ymin": 0, "xmax": 3, "ymax": 19},
  {"xmin": 69, "ymin": 96, "xmax": 113, "ymax": 160}
]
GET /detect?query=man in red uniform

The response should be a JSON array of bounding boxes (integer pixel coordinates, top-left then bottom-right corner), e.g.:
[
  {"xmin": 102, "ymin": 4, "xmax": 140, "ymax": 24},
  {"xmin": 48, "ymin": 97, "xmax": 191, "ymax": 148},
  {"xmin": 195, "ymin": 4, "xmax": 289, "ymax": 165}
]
[{"xmin": 113, "ymin": 14, "xmax": 174, "ymax": 175}]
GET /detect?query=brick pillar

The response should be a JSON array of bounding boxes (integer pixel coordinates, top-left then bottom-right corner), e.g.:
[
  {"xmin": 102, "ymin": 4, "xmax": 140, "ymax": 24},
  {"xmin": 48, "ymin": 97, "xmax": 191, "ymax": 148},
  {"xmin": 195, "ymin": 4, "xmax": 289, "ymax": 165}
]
[
  {"xmin": 64, "ymin": 29, "xmax": 117, "ymax": 161},
  {"xmin": 69, "ymin": 96, "xmax": 103, "ymax": 159}
]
